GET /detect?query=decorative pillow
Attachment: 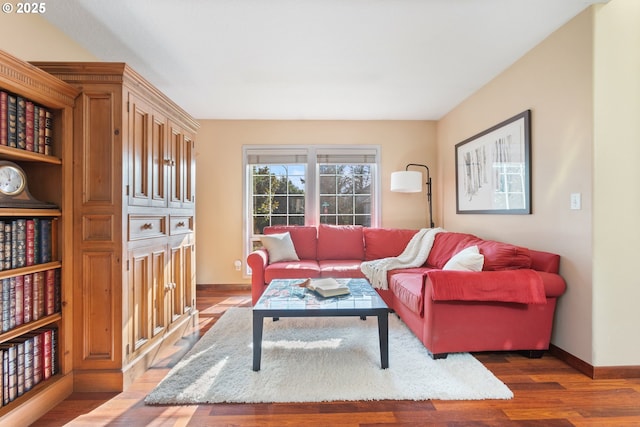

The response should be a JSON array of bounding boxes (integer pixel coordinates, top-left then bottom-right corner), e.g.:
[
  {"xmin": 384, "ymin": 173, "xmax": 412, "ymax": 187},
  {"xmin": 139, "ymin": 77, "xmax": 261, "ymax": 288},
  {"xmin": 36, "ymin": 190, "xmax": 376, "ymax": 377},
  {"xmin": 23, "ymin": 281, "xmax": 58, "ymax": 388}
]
[
  {"xmin": 443, "ymin": 245, "xmax": 484, "ymax": 271},
  {"xmin": 260, "ymin": 232, "xmax": 300, "ymax": 263}
]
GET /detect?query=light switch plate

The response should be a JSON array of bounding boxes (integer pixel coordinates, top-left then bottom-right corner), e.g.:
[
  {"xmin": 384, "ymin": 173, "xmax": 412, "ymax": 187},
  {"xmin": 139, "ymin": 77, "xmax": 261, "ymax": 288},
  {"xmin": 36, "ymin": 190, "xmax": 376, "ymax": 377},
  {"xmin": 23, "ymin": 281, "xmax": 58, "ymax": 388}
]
[{"xmin": 570, "ymin": 193, "xmax": 581, "ymax": 210}]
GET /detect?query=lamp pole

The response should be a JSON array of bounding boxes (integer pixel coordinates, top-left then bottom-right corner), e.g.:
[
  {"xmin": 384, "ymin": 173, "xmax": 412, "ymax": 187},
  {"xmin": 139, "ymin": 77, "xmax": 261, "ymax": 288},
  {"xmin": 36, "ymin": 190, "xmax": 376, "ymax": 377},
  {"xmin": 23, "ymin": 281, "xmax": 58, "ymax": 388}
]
[{"xmin": 405, "ymin": 163, "xmax": 434, "ymax": 228}]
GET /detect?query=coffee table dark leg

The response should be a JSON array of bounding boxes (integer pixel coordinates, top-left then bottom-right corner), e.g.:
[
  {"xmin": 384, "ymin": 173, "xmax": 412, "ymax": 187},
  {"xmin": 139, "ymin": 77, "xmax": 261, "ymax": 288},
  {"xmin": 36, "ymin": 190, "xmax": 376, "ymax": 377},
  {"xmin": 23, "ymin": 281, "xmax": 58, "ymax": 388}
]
[
  {"xmin": 377, "ymin": 312, "xmax": 389, "ymax": 369},
  {"xmin": 252, "ymin": 312, "xmax": 264, "ymax": 371}
]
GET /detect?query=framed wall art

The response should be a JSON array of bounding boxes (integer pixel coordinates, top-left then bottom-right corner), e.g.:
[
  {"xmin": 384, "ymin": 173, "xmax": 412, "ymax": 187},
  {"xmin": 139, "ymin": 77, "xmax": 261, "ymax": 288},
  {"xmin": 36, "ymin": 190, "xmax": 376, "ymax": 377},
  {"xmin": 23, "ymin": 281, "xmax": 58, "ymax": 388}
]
[{"xmin": 455, "ymin": 110, "xmax": 531, "ymax": 214}]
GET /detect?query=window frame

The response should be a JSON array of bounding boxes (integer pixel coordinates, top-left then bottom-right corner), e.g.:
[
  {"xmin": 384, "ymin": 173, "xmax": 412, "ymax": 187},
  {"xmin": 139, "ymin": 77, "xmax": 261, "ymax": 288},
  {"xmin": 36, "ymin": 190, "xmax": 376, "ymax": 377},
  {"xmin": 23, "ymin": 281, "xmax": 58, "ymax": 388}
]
[{"xmin": 243, "ymin": 145, "xmax": 381, "ymax": 275}]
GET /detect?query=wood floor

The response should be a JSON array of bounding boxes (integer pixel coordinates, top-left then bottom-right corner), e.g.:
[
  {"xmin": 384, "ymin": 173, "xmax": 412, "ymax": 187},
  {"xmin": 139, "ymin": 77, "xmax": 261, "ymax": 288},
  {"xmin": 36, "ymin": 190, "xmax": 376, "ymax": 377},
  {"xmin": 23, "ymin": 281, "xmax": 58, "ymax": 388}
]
[{"xmin": 32, "ymin": 287, "xmax": 640, "ymax": 427}]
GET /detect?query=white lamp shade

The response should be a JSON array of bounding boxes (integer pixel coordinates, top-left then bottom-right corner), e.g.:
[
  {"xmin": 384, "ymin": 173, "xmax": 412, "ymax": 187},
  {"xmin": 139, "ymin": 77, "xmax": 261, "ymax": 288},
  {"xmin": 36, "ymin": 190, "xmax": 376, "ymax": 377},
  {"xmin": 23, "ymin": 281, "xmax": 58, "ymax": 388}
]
[{"xmin": 390, "ymin": 170, "xmax": 423, "ymax": 193}]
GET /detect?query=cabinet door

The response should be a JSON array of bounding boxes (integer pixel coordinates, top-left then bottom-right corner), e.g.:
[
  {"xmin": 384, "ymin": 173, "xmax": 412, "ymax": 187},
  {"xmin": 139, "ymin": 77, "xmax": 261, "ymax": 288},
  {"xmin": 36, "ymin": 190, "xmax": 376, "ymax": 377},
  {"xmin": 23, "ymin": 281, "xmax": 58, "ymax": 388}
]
[
  {"xmin": 128, "ymin": 92, "xmax": 152, "ymax": 206},
  {"xmin": 128, "ymin": 246, "xmax": 152, "ymax": 354},
  {"xmin": 150, "ymin": 109, "xmax": 168, "ymax": 207},
  {"xmin": 168, "ymin": 121, "xmax": 196, "ymax": 209},
  {"xmin": 167, "ymin": 235, "xmax": 195, "ymax": 323}
]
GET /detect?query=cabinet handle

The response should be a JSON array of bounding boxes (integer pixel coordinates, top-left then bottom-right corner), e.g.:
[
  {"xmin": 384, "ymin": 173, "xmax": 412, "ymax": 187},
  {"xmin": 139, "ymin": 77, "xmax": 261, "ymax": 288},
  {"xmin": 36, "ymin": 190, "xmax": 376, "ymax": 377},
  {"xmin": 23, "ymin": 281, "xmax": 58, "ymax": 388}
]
[
  {"xmin": 141, "ymin": 223, "xmax": 153, "ymax": 230},
  {"xmin": 176, "ymin": 221, "xmax": 185, "ymax": 227},
  {"xmin": 164, "ymin": 159, "xmax": 176, "ymax": 166}
]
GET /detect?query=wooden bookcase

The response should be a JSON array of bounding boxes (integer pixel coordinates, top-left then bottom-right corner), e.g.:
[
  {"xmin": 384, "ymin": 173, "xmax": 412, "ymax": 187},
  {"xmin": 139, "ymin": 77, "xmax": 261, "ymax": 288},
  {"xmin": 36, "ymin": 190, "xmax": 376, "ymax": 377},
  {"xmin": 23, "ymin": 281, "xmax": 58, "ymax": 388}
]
[{"xmin": 0, "ymin": 50, "xmax": 78, "ymax": 425}]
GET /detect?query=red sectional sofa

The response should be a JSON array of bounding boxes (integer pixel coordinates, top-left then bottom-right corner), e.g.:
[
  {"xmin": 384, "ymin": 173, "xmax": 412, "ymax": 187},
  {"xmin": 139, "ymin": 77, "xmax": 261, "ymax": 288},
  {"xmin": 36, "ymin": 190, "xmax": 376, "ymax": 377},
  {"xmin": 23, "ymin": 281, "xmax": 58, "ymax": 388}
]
[{"xmin": 247, "ymin": 224, "xmax": 566, "ymax": 359}]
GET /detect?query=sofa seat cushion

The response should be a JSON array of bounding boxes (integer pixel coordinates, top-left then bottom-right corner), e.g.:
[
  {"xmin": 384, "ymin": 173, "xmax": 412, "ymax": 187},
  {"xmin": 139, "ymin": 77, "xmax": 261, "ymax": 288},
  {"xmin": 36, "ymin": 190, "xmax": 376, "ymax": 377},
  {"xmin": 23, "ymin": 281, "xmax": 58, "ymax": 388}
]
[
  {"xmin": 319, "ymin": 260, "xmax": 366, "ymax": 278},
  {"xmin": 264, "ymin": 260, "xmax": 321, "ymax": 282},
  {"xmin": 363, "ymin": 228, "xmax": 418, "ymax": 260},
  {"xmin": 389, "ymin": 272, "xmax": 426, "ymax": 317},
  {"xmin": 264, "ymin": 226, "xmax": 318, "ymax": 260},
  {"xmin": 317, "ymin": 224, "xmax": 365, "ymax": 260}
]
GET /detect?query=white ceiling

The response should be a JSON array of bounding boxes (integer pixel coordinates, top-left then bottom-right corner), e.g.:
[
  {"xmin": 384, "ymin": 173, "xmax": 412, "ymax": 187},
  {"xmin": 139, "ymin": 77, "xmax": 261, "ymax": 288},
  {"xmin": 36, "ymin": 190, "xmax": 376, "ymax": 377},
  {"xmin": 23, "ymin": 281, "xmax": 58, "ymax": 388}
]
[{"xmin": 44, "ymin": 0, "xmax": 606, "ymax": 120}]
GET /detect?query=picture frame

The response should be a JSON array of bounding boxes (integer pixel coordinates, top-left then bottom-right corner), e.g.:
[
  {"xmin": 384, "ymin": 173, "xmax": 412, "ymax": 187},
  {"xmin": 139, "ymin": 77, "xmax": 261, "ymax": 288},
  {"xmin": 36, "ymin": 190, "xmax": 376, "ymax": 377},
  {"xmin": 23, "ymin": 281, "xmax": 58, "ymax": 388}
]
[{"xmin": 455, "ymin": 110, "xmax": 531, "ymax": 214}]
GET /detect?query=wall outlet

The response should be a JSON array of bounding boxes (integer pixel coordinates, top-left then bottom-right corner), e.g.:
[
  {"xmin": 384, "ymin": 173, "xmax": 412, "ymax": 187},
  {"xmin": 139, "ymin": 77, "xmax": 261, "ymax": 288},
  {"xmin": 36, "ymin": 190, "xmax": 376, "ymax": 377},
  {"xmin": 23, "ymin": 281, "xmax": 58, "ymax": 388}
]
[
  {"xmin": 234, "ymin": 259, "xmax": 242, "ymax": 271},
  {"xmin": 570, "ymin": 193, "xmax": 581, "ymax": 210}
]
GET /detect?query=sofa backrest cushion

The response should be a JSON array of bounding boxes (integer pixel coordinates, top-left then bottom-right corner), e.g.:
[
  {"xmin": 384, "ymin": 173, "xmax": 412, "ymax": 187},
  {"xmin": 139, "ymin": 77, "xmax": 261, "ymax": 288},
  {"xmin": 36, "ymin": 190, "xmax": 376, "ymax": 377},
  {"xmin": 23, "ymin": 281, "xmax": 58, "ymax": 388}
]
[
  {"xmin": 317, "ymin": 224, "xmax": 365, "ymax": 260},
  {"xmin": 426, "ymin": 232, "xmax": 476, "ymax": 268},
  {"xmin": 427, "ymin": 231, "xmax": 532, "ymax": 271},
  {"xmin": 264, "ymin": 226, "xmax": 317, "ymax": 260},
  {"xmin": 472, "ymin": 239, "xmax": 532, "ymax": 271},
  {"xmin": 363, "ymin": 228, "xmax": 418, "ymax": 260}
]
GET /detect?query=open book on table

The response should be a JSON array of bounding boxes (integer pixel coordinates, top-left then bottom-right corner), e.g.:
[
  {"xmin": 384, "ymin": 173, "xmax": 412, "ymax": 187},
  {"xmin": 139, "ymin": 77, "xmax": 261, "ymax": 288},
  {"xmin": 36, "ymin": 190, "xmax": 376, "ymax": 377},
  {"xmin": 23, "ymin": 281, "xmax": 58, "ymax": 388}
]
[{"xmin": 298, "ymin": 278, "xmax": 350, "ymax": 297}]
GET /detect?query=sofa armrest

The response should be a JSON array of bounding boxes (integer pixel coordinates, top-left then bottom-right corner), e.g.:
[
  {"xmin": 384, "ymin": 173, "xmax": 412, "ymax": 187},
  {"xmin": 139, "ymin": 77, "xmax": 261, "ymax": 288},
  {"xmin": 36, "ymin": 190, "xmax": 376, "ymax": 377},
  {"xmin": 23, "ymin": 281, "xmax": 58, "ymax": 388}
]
[
  {"xmin": 426, "ymin": 269, "xmax": 565, "ymax": 304},
  {"xmin": 247, "ymin": 249, "xmax": 269, "ymax": 303}
]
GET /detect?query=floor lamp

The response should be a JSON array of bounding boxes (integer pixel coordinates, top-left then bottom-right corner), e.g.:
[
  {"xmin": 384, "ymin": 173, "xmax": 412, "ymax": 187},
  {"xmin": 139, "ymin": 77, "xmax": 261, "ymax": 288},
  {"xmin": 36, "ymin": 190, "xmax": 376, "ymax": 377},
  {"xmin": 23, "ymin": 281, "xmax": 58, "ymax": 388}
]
[{"xmin": 390, "ymin": 163, "xmax": 435, "ymax": 228}]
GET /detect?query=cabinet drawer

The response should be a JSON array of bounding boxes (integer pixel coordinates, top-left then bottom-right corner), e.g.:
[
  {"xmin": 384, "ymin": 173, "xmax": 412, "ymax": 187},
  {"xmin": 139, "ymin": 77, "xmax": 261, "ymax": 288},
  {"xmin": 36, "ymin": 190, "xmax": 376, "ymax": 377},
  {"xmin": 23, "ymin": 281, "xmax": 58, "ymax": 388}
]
[
  {"xmin": 169, "ymin": 215, "xmax": 194, "ymax": 235},
  {"xmin": 129, "ymin": 215, "xmax": 167, "ymax": 240}
]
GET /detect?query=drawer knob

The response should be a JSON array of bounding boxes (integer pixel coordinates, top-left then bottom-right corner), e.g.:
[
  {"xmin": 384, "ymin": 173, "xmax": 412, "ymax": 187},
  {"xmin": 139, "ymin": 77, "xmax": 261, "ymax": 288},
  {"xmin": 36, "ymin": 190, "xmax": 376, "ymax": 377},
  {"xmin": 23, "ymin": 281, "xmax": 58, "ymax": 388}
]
[
  {"xmin": 176, "ymin": 221, "xmax": 185, "ymax": 227},
  {"xmin": 141, "ymin": 223, "xmax": 153, "ymax": 230}
]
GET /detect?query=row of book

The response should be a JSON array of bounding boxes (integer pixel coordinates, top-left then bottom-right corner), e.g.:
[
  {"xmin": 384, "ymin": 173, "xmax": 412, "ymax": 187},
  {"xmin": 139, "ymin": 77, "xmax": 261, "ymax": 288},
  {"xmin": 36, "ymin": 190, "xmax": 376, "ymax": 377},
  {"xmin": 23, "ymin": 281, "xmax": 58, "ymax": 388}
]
[
  {"xmin": 1, "ymin": 269, "xmax": 61, "ymax": 333},
  {"xmin": 0, "ymin": 218, "xmax": 55, "ymax": 271},
  {"xmin": 0, "ymin": 90, "xmax": 53, "ymax": 155},
  {"xmin": 1, "ymin": 327, "xmax": 57, "ymax": 406}
]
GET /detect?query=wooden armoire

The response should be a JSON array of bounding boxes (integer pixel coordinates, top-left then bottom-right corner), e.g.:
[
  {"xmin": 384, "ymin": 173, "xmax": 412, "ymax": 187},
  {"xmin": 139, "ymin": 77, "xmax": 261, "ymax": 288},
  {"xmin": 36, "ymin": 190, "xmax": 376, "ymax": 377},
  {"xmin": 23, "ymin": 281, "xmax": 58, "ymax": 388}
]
[{"xmin": 33, "ymin": 62, "xmax": 199, "ymax": 392}]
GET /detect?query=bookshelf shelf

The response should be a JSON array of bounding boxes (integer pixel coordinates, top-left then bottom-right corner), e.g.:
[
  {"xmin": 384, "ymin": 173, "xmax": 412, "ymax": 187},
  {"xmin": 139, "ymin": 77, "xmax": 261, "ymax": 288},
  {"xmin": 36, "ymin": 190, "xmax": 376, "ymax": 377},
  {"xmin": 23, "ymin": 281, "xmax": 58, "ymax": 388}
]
[
  {"xmin": 0, "ymin": 146, "xmax": 61, "ymax": 165},
  {"xmin": 0, "ymin": 261, "xmax": 62, "ymax": 280}
]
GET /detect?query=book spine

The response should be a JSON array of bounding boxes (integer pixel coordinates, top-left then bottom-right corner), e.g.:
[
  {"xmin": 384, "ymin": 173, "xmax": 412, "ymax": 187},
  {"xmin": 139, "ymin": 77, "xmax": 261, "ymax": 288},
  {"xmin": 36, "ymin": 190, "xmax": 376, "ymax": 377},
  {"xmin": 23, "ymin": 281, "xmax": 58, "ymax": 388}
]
[
  {"xmin": 8, "ymin": 277, "xmax": 15, "ymax": 330},
  {"xmin": 7, "ymin": 94, "xmax": 16, "ymax": 148},
  {"xmin": 2, "ymin": 344, "xmax": 16, "ymax": 402},
  {"xmin": 38, "ymin": 105, "xmax": 46, "ymax": 154},
  {"xmin": 1, "ymin": 347, "xmax": 6, "ymax": 405},
  {"xmin": 16, "ymin": 96, "xmax": 25, "ymax": 150},
  {"xmin": 32, "ymin": 272, "xmax": 42, "ymax": 321},
  {"xmin": 14, "ymin": 275, "xmax": 23, "ymax": 327},
  {"xmin": 31, "ymin": 332, "xmax": 42, "ymax": 386},
  {"xmin": 33, "ymin": 218, "xmax": 40, "ymax": 265},
  {"xmin": 44, "ymin": 110, "xmax": 52, "ymax": 155},
  {"xmin": 51, "ymin": 328, "xmax": 57, "ymax": 376},
  {"xmin": 3, "ymin": 222, "xmax": 11, "ymax": 270},
  {"xmin": 42, "ymin": 329, "xmax": 51, "ymax": 380},
  {"xmin": 54, "ymin": 268, "xmax": 61, "ymax": 313},
  {"xmin": 33, "ymin": 104, "xmax": 40, "ymax": 153},
  {"xmin": 23, "ymin": 273, "xmax": 32, "ymax": 324},
  {"xmin": 14, "ymin": 340, "xmax": 24, "ymax": 397},
  {"xmin": 40, "ymin": 219, "xmax": 52, "ymax": 263},
  {"xmin": 26, "ymin": 219, "xmax": 35, "ymax": 266},
  {"xmin": 1, "ymin": 278, "xmax": 9, "ymax": 332},
  {"xmin": 12, "ymin": 218, "xmax": 26, "ymax": 269},
  {"xmin": 25, "ymin": 100, "xmax": 34, "ymax": 152},
  {"xmin": 0, "ymin": 91, "xmax": 7, "ymax": 146},
  {"xmin": 0, "ymin": 220, "xmax": 4, "ymax": 271},
  {"xmin": 23, "ymin": 336, "xmax": 33, "ymax": 392},
  {"xmin": 45, "ymin": 269, "xmax": 55, "ymax": 316}
]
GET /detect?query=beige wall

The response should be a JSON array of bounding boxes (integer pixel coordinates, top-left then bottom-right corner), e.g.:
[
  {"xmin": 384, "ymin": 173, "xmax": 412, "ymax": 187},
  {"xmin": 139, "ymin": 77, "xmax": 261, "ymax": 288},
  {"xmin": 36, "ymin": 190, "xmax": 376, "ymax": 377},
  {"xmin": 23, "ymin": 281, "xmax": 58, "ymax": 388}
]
[
  {"xmin": 593, "ymin": 0, "xmax": 640, "ymax": 366},
  {"xmin": 437, "ymin": 9, "xmax": 594, "ymax": 362},
  {"xmin": 196, "ymin": 120, "xmax": 436, "ymax": 285},
  {"xmin": 0, "ymin": 12, "xmax": 96, "ymax": 60},
  {"xmin": 438, "ymin": 0, "xmax": 640, "ymax": 367}
]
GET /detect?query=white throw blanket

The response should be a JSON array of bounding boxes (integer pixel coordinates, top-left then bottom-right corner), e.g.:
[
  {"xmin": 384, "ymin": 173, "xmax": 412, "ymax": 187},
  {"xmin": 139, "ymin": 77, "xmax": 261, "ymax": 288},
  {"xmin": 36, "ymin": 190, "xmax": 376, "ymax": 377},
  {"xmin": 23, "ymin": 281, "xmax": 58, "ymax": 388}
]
[{"xmin": 360, "ymin": 227, "xmax": 444, "ymax": 290}]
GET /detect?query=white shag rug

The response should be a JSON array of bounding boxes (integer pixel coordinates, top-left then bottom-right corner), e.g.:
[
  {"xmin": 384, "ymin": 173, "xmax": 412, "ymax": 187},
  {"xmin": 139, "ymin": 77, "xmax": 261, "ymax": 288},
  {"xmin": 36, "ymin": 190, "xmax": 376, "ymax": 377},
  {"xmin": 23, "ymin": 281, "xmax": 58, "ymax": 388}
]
[{"xmin": 145, "ymin": 307, "xmax": 513, "ymax": 404}]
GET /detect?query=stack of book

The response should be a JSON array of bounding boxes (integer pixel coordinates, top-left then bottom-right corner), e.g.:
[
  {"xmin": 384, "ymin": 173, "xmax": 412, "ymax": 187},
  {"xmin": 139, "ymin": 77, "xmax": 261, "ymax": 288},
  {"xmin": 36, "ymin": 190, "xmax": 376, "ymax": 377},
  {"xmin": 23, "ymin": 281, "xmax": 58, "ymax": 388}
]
[
  {"xmin": 0, "ymin": 90, "xmax": 53, "ymax": 155},
  {"xmin": 0, "ymin": 269, "xmax": 61, "ymax": 333},
  {"xmin": 0, "ymin": 218, "xmax": 54, "ymax": 271},
  {"xmin": 0, "ymin": 327, "xmax": 57, "ymax": 406}
]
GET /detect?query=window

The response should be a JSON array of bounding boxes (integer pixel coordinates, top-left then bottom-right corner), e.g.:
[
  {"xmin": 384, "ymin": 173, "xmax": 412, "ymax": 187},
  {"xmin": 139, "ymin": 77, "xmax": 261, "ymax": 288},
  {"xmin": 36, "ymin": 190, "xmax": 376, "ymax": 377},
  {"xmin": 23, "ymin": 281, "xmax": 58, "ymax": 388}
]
[{"xmin": 244, "ymin": 146, "xmax": 380, "ymax": 256}]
